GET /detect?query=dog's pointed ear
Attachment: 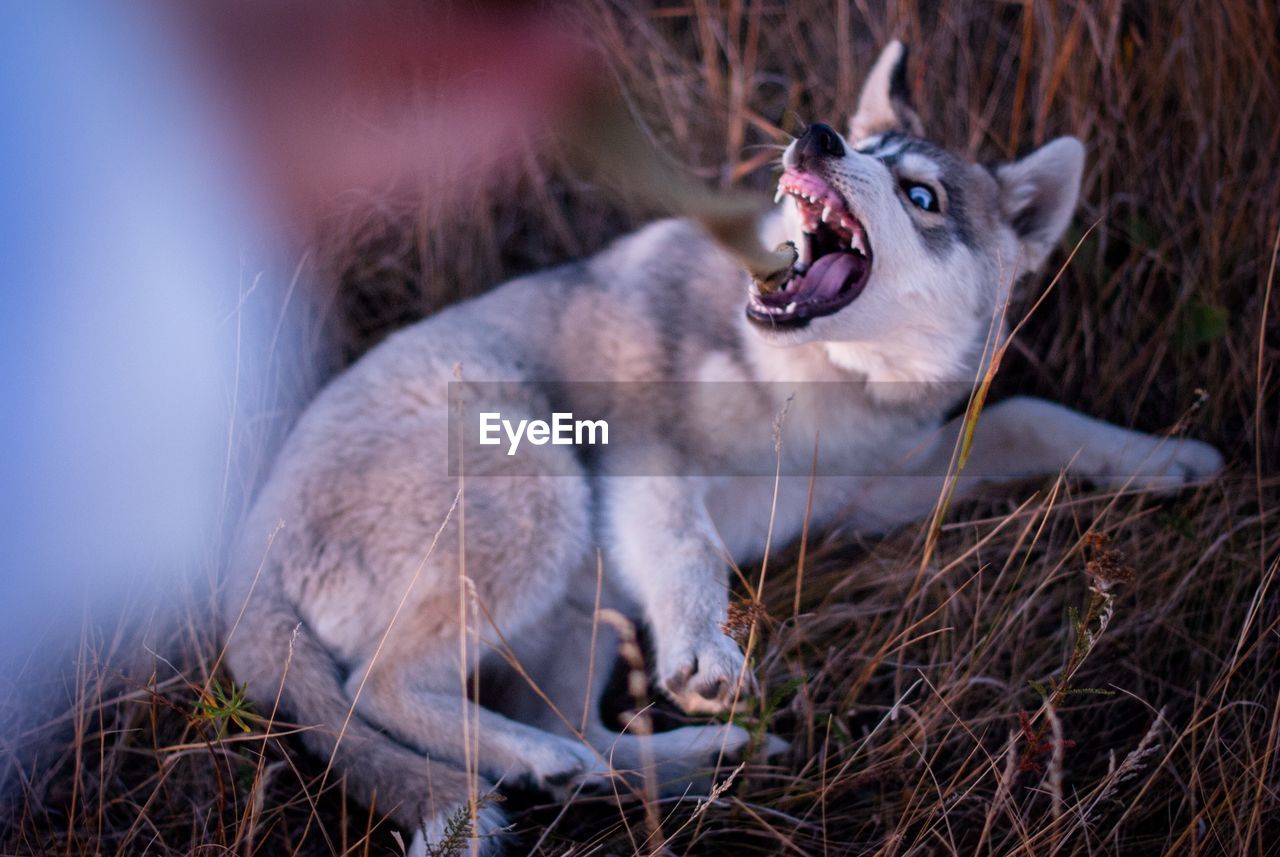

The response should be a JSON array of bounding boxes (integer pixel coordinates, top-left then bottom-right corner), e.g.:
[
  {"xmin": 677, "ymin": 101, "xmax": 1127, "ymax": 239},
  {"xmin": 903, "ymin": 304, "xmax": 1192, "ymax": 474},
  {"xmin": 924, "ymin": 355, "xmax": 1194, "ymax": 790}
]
[
  {"xmin": 848, "ymin": 40, "xmax": 923, "ymax": 143},
  {"xmin": 996, "ymin": 137, "xmax": 1086, "ymax": 272}
]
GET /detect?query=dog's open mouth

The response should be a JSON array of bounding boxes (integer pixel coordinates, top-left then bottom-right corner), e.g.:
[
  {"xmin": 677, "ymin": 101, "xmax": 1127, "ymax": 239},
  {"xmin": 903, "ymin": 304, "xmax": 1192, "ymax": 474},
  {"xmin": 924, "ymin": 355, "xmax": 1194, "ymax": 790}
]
[{"xmin": 747, "ymin": 168, "xmax": 873, "ymax": 327}]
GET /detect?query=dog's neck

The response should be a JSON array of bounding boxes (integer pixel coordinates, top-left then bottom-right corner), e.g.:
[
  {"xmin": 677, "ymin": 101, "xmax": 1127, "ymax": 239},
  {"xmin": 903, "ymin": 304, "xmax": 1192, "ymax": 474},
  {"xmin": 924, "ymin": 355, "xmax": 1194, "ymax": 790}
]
[
  {"xmin": 822, "ymin": 315, "xmax": 992, "ymax": 386},
  {"xmin": 742, "ymin": 312, "xmax": 993, "ymax": 411}
]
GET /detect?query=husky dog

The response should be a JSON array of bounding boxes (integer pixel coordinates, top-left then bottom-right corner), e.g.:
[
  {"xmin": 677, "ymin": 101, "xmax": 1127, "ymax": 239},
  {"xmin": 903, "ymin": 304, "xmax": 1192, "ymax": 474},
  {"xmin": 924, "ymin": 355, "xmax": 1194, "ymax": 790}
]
[{"xmin": 224, "ymin": 42, "xmax": 1222, "ymax": 854}]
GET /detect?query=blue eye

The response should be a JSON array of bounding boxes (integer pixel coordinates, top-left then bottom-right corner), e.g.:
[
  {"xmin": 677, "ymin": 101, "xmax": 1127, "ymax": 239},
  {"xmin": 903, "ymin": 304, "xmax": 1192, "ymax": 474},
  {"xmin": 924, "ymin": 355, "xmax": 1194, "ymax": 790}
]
[{"xmin": 904, "ymin": 183, "xmax": 939, "ymax": 212}]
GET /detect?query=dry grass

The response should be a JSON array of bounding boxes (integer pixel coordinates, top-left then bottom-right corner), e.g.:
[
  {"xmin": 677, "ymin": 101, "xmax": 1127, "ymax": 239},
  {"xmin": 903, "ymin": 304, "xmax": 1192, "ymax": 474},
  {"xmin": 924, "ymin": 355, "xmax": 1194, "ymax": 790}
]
[{"xmin": 3, "ymin": 1, "xmax": 1279, "ymax": 855}]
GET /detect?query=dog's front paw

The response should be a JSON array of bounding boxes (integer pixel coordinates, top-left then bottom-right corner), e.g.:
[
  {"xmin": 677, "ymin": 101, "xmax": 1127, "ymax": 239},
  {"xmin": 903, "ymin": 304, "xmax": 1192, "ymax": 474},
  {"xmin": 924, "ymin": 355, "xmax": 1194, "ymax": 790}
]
[
  {"xmin": 517, "ymin": 738, "xmax": 610, "ymax": 797},
  {"xmin": 658, "ymin": 633, "xmax": 753, "ymax": 715},
  {"xmin": 1086, "ymin": 434, "xmax": 1224, "ymax": 493},
  {"xmin": 1162, "ymin": 437, "xmax": 1225, "ymax": 481}
]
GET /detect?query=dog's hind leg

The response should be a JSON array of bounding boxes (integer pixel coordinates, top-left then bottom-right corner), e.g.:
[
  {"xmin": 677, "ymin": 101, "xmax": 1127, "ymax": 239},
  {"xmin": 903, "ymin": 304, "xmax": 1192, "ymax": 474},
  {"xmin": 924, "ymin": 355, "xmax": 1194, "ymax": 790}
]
[
  {"xmin": 344, "ymin": 627, "xmax": 608, "ymax": 797},
  {"xmin": 487, "ymin": 570, "xmax": 786, "ymax": 795}
]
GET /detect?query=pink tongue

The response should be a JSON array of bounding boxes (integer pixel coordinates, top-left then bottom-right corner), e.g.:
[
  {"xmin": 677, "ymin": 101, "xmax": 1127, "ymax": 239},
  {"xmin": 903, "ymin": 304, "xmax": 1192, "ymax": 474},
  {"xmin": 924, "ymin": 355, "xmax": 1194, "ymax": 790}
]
[{"xmin": 799, "ymin": 252, "xmax": 861, "ymax": 301}]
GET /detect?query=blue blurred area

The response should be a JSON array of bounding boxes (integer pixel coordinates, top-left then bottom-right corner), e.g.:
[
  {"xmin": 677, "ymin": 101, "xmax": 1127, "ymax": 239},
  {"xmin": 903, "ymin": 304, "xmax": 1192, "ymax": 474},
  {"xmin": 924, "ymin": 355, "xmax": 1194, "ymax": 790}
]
[{"xmin": 0, "ymin": 6, "xmax": 252, "ymax": 667}]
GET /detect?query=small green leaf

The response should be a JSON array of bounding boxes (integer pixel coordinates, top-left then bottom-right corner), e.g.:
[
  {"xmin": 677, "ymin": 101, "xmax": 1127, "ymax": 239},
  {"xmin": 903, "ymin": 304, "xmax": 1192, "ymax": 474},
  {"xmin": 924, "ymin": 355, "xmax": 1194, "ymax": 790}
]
[
  {"xmin": 193, "ymin": 681, "xmax": 254, "ymax": 736},
  {"xmin": 1177, "ymin": 300, "xmax": 1230, "ymax": 349},
  {"xmin": 1126, "ymin": 213, "xmax": 1159, "ymax": 250}
]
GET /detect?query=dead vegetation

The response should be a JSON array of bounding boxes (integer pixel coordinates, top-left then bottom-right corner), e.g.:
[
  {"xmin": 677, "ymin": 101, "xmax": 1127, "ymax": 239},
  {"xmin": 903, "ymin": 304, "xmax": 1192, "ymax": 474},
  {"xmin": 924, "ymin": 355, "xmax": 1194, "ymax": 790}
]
[{"xmin": 2, "ymin": 1, "xmax": 1278, "ymax": 855}]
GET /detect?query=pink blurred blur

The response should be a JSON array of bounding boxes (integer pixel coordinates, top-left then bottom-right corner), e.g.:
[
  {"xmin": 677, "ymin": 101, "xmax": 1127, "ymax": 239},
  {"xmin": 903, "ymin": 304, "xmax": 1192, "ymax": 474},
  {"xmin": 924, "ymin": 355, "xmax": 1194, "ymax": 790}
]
[{"xmin": 166, "ymin": 1, "xmax": 600, "ymax": 228}]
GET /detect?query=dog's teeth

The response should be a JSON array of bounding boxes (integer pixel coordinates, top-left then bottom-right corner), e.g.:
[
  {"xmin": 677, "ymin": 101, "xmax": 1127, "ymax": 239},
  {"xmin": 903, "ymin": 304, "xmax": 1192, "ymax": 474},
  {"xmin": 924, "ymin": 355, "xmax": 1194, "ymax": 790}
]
[
  {"xmin": 785, "ymin": 302, "xmax": 797, "ymax": 313},
  {"xmin": 821, "ymin": 205, "xmax": 832, "ymax": 221},
  {"xmin": 774, "ymin": 187, "xmax": 785, "ymax": 204},
  {"xmin": 849, "ymin": 230, "xmax": 867, "ymax": 254}
]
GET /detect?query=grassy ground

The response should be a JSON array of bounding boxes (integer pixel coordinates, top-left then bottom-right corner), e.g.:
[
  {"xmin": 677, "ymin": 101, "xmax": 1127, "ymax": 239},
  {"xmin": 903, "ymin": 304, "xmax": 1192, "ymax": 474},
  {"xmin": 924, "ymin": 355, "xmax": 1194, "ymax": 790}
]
[{"xmin": 3, "ymin": 1, "xmax": 1278, "ymax": 855}]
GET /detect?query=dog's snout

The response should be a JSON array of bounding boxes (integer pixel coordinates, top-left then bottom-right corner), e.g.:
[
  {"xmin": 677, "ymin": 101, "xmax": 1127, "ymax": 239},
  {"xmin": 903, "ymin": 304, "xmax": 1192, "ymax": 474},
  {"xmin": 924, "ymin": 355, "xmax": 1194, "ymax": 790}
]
[{"xmin": 796, "ymin": 123, "xmax": 846, "ymax": 162}]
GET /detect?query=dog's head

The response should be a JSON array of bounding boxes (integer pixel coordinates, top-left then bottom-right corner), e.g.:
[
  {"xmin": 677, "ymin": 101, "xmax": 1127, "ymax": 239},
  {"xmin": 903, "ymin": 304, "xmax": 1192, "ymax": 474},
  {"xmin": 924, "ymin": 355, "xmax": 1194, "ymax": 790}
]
[{"xmin": 748, "ymin": 41, "xmax": 1084, "ymax": 383}]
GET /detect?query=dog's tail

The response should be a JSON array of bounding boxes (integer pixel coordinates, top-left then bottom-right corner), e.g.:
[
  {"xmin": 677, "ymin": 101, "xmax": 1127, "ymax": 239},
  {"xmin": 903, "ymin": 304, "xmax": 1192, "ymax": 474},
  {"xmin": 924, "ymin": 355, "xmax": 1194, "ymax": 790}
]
[{"xmin": 222, "ymin": 558, "xmax": 505, "ymax": 853}]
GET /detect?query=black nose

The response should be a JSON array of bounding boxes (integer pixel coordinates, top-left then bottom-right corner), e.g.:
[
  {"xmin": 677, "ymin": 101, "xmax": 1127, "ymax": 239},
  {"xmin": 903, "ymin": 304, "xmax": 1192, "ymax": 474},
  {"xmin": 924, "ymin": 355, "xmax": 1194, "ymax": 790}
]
[{"xmin": 796, "ymin": 122, "xmax": 846, "ymax": 162}]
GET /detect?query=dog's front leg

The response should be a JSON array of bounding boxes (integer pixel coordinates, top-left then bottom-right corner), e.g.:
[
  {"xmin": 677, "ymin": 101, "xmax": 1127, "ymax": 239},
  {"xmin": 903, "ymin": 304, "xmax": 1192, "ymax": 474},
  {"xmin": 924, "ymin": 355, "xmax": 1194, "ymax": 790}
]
[
  {"xmin": 954, "ymin": 396, "xmax": 1223, "ymax": 489},
  {"xmin": 603, "ymin": 474, "xmax": 749, "ymax": 715},
  {"xmin": 850, "ymin": 396, "xmax": 1223, "ymax": 533}
]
